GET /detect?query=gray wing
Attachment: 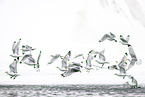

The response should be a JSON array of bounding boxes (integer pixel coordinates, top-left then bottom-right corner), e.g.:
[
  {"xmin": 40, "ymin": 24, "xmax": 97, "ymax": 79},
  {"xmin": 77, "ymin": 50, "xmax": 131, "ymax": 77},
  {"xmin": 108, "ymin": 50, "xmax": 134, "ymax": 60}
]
[
  {"xmin": 73, "ymin": 54, "xmax": 84, "ymax": 59},
  {"xmin": 36, "ymin": 51, "xmax": 41, "ymax": 68},
  {"xmin": 48, "ymin": 54, "xmax": 60, "ymax": 64},
  {"xmin": 127, "ymin": 59, "xmax": 136, "ymax": 70},
  {"xmin": 119, "ymin": 66, "xmax": 126, "ymax": 74},
  {"xmin": 99, "ymin": 34, "xmax": 111, "ymax": 42},
  {"xmin": 99, "ymin": 53, "xmax": 105, "ymax": 61},
  {"xmin": 128, "ymin": 45, "xmax": 137, "ymax": 60},
  {"xmin": 9, "ymin": 59, "xmax": 18, "ymax": 73},
  {"xmin": 15, "ymin": 38, "xmax": 21, "ymax": 55},
  {"xmin": 12, "ymin": 41, "xmax": 16, "ymax": 54},
  {"xmin": 20, "ymin": 54, "xmax": 31, "ymax": 63},
  {"xmin": 61, "ymin": 51, "xmax": 71, "ymax": 69},
  {"xmin": 28, "ymin": 56, "xmax": 36, "ymax": 63},
  {"xmin": 110, "ymin": 32, "xmax": 116, "ymax": 38}
]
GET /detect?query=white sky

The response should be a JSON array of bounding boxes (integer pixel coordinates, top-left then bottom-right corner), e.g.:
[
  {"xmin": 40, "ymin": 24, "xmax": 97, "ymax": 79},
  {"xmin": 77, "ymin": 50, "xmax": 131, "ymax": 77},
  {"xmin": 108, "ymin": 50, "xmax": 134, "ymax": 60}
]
[{"xmin": 0, "ymin": 0, "xmax": 145, "ymax": 85}]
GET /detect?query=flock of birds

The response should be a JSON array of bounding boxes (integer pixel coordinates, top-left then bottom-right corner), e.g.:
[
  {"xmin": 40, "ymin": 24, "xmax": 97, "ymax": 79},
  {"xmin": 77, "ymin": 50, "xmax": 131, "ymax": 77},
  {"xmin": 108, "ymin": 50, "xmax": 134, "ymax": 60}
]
[{"xmin": 5, "ymin": 32, "xmax": 141, "ymax": 88}]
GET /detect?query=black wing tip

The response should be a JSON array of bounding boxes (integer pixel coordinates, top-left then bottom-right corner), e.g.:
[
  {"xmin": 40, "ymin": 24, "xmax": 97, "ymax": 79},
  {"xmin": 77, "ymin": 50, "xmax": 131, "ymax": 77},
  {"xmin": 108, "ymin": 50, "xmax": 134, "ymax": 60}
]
[
  {"xmin": 128, "ymin": 44, "xmax": 131, "ymax": 47},
  {"xmin": 120, "ymin": 35, "xmax": 123, "ymax": 37},
  {"xmin": 127, "ymin": 35, "xmax": 130, "ymax": 37},
  {"xmin": 125, "ymin": 52, "xmax": 128, "ymax": 55}
]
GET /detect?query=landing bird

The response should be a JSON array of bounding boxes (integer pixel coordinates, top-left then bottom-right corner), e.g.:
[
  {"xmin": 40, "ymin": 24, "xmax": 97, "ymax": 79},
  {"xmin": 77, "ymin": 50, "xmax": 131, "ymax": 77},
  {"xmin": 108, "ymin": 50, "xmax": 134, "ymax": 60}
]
[
  {"xmin": 98, "ymin": 32, "xmax": 117, "ymax": 42},
  {"xmin": 119, "ymin": 35, "xmax": 130, "ymax": 45},
  {"xmin": 47, "ymin": 54, "xmax": 61, "ymax": 64},
  {"xmin": 10, "ymin": 38, "xmax": 22, "ymax": 58},
  {"xmin": 5, "ymin": 57, "xmax": 19, "ymax": 79},
  {"xmin": 23, "ymin": 51, "xmax": 41, "ymax": 71},
  {"xmin": 125, "ymin": 75, "xmax": 139, "ymax": 88},
  {"xmin": 61, "ymin": 66, "xmax": 81, "ymax": 77}
]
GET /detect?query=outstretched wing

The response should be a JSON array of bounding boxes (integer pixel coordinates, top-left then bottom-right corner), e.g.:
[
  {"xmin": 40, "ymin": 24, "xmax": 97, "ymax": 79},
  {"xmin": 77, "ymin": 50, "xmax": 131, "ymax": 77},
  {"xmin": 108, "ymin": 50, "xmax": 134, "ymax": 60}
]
[
  {"xmin": 128, "ymin": 45, "xmax": 137, "ymax": 60},
  {"xmin": 99, "ymin": 34, "xmax": 110, "ymax": 42},
  {"xmin": 37, "ymin": 51, "xmax": 41, "ymax": 65},
  {"xmin": 110, "ymin": 32, "xmax": 116, "ymax": 38},
  {"xmin": 48, "ymin": 54, "xmax": 60, "ymax": 64}
]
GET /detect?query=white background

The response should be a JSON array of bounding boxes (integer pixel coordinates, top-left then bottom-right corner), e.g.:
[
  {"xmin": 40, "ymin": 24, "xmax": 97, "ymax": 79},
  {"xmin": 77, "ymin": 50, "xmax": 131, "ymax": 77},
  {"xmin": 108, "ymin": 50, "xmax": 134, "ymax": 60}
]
[{"xmin": 0, "ymin": 0, "xmax": 145, "ymax": 85}]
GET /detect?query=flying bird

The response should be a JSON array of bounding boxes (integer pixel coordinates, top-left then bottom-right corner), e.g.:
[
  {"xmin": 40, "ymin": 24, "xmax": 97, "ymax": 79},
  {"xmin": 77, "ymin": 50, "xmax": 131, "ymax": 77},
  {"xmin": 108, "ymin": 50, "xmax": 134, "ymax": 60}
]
[
  {"xmin": 5, "ymin": 57, "xmax": 19, "ymax": 79},
  {"xmin": 98, "ymin": 32, "xmax": 117, "ymax": 42},
  {"xmin": 10, "ymin": 38, "xmax": 22, "ymax": 58}
]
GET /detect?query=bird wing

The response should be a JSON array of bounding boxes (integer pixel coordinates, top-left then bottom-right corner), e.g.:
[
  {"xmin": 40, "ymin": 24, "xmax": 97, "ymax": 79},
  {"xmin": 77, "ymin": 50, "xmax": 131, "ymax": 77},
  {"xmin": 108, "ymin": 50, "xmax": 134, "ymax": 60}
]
[
  {"xmin": 99, "ymin": 53, "xmax": 105, "ymax": 61},
  {"xmin": 15, "ymin": 39, "xmax": 21, "ymax": 55},
  {"xmin": 36, "ymin": 51, "xmax": 41, "ymax": 68},
  {"xmin": 73, "ymin": 54, "xmax": 84, "ymax": 59},
  {"xmin": 61, "ymin": 51, "xmax": 71, "ymax": 69},
  {"xmin": 99, "ymin": 34, "xmax": 110, "ymax": 42},
  {"xmin": 127, "ymin": 59, "xmax": 136, "ymax": 70},
  {"xmin": 110, "ymin": 32, "xmax": 116, "ymax": 38},
  {"xmin": 20, "ymin": 54, "xmax": 31, "ymax": 63},
  {"xmin": 28, "ymin": 56, "xmax": 36, "ymax": 63},
  {"xmin": 12, "ymin": 41, "xmax": 16, "ymax": 54},
  {"xmin": 119, "ymin": 66, "xmax": 126, "ymax": 74},
  {"xmin": 128, "ymin": 45, "xmax": 137, "ymax": 60},
  {"xmin": 120, "ymin": 36, "xmax": 128, "ymax": 43},
  {"xmin": 48, "ymin": 54, "xmax": 60, "ymax": 64}
]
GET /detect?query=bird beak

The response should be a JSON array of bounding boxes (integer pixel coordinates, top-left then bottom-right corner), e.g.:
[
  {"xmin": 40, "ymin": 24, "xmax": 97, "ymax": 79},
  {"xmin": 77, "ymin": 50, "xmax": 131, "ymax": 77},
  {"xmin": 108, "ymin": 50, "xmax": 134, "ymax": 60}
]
[
  {"xmin": 20, "ymin": 49, "xmax": 22, "ymax": 50},
  {"xmin": 125, "ymin": 82, "xmax": 127, "ymax": 83},
  {"xmin": 114, "ymin": 74, "xmax": 116, "ymax": 75}
]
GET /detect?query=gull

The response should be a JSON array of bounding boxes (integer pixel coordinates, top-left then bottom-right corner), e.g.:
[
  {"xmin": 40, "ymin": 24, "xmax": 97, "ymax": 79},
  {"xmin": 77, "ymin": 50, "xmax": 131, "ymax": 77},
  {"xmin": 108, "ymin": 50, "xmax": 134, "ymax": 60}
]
[
  {"xmin": 61, "ymin": 51, "xmax": 71, "ymax": 69},
  {"xmin": 126, "ymin": 45, "xmax": 138, "ymax": 70},
  {"xmin": 24, "ymin": 51, "xmax": 41, "ymax": 71},
  {"xmin": 84, "ymin": 50, "xmax": 99, "ymax": 72},
  {"xmin": 5, "ymin": 57, "xmax": 19, "ymax": 79},
  {"xmin": 61, "ymin": 66, "xmax": 81, "ymax": 77},
  {"xmin": 119, "ymin": 35, "xmax": 130, "ymax": 46},
  {"xmin": 10, "ymin": 38, "xmax": 22, "ymax": 58},
  {"xmin": 21, "ymin": 45, "xmax": 36, "ymax": 55},
  {"xmin": 98, "ymin": 32, "xmax": 117, "ymax": 42},
  {"xmin": 95, "ymin": 49, "xmax": 109, "ymax": 66},
  {"xmin": 47, "ymin": 54, "xmax": 61, "ymax": 64},
  {"xmin": 125, "ymin": 75, "xmax": 139, "ymax": 88}
]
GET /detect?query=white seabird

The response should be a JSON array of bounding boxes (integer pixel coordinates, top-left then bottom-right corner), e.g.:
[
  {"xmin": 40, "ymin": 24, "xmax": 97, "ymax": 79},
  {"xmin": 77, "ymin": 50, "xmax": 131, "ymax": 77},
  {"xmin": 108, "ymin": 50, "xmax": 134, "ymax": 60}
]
[
  {"xmin": 125, "ymin": 75, "xmax": 140, "ymax": 88},
  {"xmin": 10, "ymin": 38, "xmax": 22, "ymax": 58},
  {"xmin": 23, "ymin": 51, "xmax": 41, "ymax": 71},
  {"xmin": 98, "ymin": 32, "xmax": 117, "ymax": 42},
  {"xmin": 95, "ymin": 49, "xmax": 109, "ymax": 67},
  {"xmin": 5, "ymin": 57, "xmax": 20, "ymax": 79}
]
